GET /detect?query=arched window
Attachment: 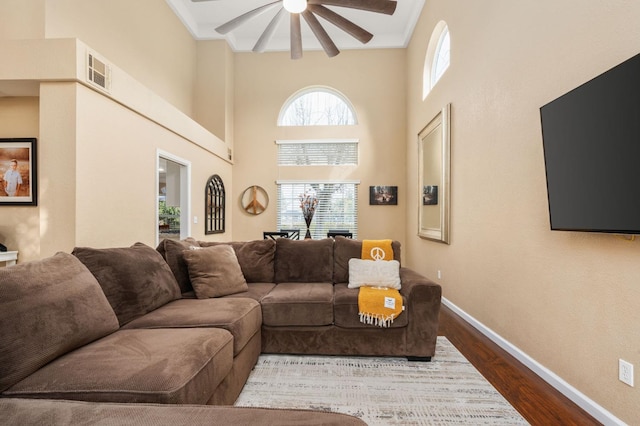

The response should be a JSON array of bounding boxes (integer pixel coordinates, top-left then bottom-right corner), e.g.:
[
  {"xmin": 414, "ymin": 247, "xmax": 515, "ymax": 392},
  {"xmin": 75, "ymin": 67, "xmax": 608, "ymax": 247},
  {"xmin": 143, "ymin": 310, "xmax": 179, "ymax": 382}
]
[
  {"xmin": 423, "ymin": 21, "xmax": 450, "ymax": 99},
  {"xmin": 205, "ymin": 174, "xmax": 225, "ymax": 234},
  {"xmin": 278, "ymin": 87, "xmax": 357, "ymax": 126},
  {"xmin": 275, "ymin": 86, "xmax": 359, "ymax": 238}
]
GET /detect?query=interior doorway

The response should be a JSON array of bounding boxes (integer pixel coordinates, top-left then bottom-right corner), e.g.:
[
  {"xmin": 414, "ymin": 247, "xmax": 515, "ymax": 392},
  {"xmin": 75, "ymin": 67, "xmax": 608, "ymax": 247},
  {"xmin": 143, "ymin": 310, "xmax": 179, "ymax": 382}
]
[{"xmin": 157, "ymin": 151, "xmax": 190, "ymax": 244}]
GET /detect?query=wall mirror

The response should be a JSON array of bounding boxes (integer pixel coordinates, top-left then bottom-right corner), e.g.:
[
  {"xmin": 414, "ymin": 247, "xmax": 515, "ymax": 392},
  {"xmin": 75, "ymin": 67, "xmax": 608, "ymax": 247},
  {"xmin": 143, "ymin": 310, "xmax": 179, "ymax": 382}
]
[{"xmin": 418, "ymin": 103, "xmax": 451, "ymax": 243}]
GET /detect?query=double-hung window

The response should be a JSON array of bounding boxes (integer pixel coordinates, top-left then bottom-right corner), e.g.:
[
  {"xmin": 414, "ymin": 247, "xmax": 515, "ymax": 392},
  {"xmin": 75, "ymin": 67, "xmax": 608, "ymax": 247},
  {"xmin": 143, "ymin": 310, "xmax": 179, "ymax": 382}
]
[{"xmin": 276, "ymin": 181, "xmax": 358, "ymax": 240}]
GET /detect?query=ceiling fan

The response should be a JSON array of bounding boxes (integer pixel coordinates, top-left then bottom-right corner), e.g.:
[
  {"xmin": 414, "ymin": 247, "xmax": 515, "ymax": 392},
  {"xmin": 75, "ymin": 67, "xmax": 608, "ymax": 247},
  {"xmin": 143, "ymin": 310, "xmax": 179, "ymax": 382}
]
[{"xmin": 191, "ymin": 0, "xmax": 397, "ymax": 59}]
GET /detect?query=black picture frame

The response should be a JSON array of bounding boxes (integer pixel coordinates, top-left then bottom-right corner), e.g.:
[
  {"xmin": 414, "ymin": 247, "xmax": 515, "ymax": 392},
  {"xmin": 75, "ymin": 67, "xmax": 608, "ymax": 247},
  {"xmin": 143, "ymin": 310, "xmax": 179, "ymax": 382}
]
[
  {"xmin": 0, "ymin": 138, "xmax": 37, "ymax": 206},
  {"xmin": 369, "ymin": 186, "xmax": 398, "ymax": 205}
]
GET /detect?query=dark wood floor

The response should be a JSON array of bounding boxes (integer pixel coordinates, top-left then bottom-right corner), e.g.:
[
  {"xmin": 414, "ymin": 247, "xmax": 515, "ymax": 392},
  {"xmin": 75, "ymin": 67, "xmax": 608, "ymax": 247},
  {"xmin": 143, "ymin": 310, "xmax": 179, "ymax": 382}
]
[{"xmin": 438, "ymin": 304, "xmax": 602, "ymax": 426}]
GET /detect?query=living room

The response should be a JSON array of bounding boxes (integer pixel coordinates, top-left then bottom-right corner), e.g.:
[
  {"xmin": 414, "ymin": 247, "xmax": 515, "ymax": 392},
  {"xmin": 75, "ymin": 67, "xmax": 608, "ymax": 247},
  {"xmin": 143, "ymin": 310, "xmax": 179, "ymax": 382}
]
[{"xmin": 0, "ymin": 1, "xmax": 638, "ymax": 424}]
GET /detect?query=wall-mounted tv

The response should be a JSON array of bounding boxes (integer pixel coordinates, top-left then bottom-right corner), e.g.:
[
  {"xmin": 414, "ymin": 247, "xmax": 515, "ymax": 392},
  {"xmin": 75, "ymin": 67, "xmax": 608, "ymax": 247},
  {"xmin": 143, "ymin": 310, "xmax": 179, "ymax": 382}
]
[{"xmin": 540, "ymin": 52, "xmax": 640, "ymax": 234}]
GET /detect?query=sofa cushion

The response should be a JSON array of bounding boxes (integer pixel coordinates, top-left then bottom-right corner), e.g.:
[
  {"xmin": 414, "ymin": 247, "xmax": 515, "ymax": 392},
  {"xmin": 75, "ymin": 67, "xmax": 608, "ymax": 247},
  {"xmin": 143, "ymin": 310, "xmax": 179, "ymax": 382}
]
[
  {"xmin": 347, "ymin": 258, "xmax": 401, "ymax": 289},
  {"xmin": 123, "ymin": 298, "xmax": 261, "ymax": 356},
  {"xmin": 3, "ymin": 328, "xmax": 234, "ymax": 405},
  {"xmin": 198, "ymin": 239, "xmax": 276, "ymax": 283},
  {"xmin": 183, "ymin": 245, "xmax": 248, "ymax": 298},
  {"xmin": 157, "ymin": 237, "xmax": 200, "ymax": 293},
  {"xmin": 333, "ymin": 237, "xmax": 402, "ymax": 284},
  {"xmin": 0, "ymin": 253, "xmax": 120, "ymax": 393},
  {"xmin": 0, "ymin": 398, "xmax": 367, "ymax": 425},
  {"xmin": 261, "ymin": 283, "xmax": 334, "ymax": 326},
  {"xmin": 333, "ymin": 284, "xmax": 408, "ymax": 328},
  {"xmin": 222, "ymin": 282, "xmax": 277, "ymax": 302},
  {"xmin": 72, "ymin": 243, "xmax": 181, "ymax": 326},
  {"xmin": 274, "ymin": 238, "xmax": 334, "ymax": 283}
]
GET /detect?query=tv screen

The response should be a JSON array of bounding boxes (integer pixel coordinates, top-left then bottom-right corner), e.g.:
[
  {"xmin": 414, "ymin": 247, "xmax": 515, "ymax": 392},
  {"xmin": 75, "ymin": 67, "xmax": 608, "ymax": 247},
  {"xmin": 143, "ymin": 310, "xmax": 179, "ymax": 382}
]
[{"xmin": 540, "ymin": 52, "xmax": 640, "ymax": 234}]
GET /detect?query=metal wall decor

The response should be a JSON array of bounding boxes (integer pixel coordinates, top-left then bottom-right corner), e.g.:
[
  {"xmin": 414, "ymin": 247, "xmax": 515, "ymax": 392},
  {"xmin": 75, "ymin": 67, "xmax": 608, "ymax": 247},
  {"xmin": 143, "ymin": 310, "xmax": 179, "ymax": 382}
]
[{"xmin": 205, "ymin": 174, "xmax": 225, "ymax": 234}]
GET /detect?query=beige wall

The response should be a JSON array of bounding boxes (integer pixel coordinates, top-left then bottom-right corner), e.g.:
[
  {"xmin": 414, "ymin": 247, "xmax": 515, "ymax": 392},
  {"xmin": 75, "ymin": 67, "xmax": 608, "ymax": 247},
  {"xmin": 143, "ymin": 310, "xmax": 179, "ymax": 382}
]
[
  {"xmin": 195, "ymin": 41, "xmax": 235, "ymax": 143},
  {"xmin": 0, "ymin": 0, "xmax": 45, "ymax": 40},
  {"xmin": 406, "ymin": 0, "xmax": 640, "ymax": 423},
  {"xmin": 73, "ymin": 83, "xmax": 233, "ymax": 249},
  {"xmin": 0, "ymin": 2, "xmax": 234, "ymax": 260},
  {"xmin": 232, "ymin": 49, "xmax": 407, "ymax": 243},
  {"xmin": 0, "ymin": 97, "xmax": 40, "ymax": 260},
  {"xmin": 44, "ymin": 0, "xmax": 197, "ymax": 116}
]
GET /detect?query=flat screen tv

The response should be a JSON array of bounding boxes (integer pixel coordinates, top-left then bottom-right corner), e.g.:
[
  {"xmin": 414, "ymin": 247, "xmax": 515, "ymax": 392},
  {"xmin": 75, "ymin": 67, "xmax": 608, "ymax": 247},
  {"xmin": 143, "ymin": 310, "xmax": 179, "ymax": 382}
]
[{"xmin": 540, "ymin": 52, "xmax": 640, "ymax": 234}]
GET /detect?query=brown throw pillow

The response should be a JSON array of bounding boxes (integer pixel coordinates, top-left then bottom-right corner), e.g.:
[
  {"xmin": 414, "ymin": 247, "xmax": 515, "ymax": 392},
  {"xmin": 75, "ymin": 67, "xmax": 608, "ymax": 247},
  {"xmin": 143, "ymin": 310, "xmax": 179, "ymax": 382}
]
[
  {"xmin": 183, "ymin": 245, "xmax": 248, "ymax": 298},
  {"xmin": 157, "ymin": 238, "xmax": 200, "ymax": 293},
  {"xmin": 72, "ymin": 243, "xmax": 181, "ymax": 326},
  {"xmin": 198, "ymin": 239, "xmax": 276, "ymax": 283}
]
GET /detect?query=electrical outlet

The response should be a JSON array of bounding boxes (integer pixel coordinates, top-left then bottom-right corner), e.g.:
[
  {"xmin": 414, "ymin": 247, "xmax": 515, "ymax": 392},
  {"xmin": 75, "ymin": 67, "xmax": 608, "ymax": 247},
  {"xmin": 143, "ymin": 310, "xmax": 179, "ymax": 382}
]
[
  {"xmin": 437, "ymin": 270, "xmax": 442, "ymax": 279},
  {"xmin": 619, "ymin": 359, "xmax": 634, "ymax": 387}
]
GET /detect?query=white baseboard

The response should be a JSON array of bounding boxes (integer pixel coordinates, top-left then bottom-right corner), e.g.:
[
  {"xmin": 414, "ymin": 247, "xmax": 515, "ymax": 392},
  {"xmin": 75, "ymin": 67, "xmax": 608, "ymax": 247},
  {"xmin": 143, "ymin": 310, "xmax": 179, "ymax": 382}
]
[{"xmin": 442, "ymin": 297, "xmax": 626, "ymax": 426}]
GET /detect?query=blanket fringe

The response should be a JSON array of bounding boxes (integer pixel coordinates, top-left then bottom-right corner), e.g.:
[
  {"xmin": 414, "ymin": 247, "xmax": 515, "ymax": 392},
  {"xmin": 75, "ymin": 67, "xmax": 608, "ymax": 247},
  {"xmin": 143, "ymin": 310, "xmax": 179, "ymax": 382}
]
[{"xmin": 359, "ymin": 312, "xmax": 397, "ymax": 328}]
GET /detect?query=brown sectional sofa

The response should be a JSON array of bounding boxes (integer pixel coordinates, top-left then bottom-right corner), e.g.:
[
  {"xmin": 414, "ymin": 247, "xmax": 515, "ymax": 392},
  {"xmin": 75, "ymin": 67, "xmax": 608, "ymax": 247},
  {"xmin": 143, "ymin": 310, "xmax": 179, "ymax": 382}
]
[{"xmin": 0, "ymin": 236, "xmax": 441, "ymax": 424}]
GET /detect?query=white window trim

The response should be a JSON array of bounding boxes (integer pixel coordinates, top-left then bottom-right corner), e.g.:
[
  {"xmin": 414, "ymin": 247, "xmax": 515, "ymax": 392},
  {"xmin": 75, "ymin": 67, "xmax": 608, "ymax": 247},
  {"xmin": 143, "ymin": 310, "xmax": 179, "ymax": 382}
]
[
  {"xmin": 276, "ymin": 139, "xmax": 359, "ymax": 166},
  {"xmin": 275, "ymin": 139, "xmax": 359, "ymax": 145},
  {"xmin": 276, "ymin": 180, "xmax": 361, "ymax": 185},
  {"xmin": 276, "ymin": 180, "xmax": 360, "ymax": 240},
  {"xmin": 423, "ymin": 20, "xmax": 450, "ymax": 100},
  {"xmin": 277, "ymin": 85, "xmax": 358, "ymax": 126}
]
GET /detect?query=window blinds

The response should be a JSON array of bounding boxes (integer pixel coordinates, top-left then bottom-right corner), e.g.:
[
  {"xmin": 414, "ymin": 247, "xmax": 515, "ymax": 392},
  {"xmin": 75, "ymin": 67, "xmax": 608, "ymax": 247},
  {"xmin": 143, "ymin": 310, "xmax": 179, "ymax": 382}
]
[
  {"xmin": 276, "ymin": 139, "xmax": 358, "ymax": 166},
  {"xmin": 277, "ymin": 181, "xmax": 358, "ymax": 240}
]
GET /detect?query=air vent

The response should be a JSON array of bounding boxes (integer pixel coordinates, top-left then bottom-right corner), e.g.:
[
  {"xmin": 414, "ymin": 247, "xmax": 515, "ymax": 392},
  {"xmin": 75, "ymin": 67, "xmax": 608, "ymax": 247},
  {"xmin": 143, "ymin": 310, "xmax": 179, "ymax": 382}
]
[{"xmin": 87, "ymin": 53, "xmax": 111, "ymax": 92}]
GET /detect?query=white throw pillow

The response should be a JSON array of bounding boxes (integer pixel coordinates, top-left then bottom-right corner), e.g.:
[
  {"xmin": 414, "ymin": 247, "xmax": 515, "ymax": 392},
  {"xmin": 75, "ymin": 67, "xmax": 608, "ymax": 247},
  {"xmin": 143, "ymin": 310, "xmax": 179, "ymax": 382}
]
[{"xmin": 348, "ymin": 258, "xmax": 401, "ymax": 289}]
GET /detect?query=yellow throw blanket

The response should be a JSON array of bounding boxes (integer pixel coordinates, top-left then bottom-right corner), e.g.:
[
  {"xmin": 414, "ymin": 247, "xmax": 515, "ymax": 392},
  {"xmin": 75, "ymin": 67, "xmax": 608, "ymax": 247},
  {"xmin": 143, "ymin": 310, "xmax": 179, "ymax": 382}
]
[
  {"xmin": 358, "ymin": 286, "xmax": 403, "ymax": 327},
  {"xmin": 361, "ymin": 239, "xmax": 394, "ymax": 261},
  {"xmin": 358, "ymin": 239, "xmax": 402, "ymax": 327}
]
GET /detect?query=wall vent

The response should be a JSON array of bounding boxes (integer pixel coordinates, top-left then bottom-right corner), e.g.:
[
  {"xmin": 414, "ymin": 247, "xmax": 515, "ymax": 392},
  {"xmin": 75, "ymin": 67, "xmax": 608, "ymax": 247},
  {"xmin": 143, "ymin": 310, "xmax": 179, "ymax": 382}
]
[{"xmin": 87, "ymin": 53, "xmax": 111, "ymax": 92}]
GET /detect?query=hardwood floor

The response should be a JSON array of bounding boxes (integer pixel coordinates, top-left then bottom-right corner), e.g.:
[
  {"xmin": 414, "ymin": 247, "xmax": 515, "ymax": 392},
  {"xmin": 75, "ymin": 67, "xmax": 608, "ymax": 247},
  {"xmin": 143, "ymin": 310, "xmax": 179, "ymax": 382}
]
[{"xmin": 438, "ymin": 304, "xmax": 602, "ymax": 426}]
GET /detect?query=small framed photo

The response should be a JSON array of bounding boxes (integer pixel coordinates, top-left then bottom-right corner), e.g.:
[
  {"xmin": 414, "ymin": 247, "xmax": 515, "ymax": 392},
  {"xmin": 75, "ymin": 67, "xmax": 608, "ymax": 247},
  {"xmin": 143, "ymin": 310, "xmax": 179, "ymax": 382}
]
[
  {"xmin": 423, "ymin": 185, "xmax": 438, "ymax": 205},
  {"xmin": 370, "ymin": 186, "xmax": 398, "ymax": 205},
  {"xmin": 0, "ymin": 138, "xmax": 37, "ymax": 206}
]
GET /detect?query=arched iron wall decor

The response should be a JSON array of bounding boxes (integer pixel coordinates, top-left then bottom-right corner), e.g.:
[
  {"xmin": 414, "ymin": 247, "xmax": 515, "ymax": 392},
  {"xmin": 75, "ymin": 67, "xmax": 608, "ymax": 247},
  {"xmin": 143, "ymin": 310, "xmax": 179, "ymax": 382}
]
[{"xmin": 205, "ymin": 174, "xmax": 225, "ymax": 234}]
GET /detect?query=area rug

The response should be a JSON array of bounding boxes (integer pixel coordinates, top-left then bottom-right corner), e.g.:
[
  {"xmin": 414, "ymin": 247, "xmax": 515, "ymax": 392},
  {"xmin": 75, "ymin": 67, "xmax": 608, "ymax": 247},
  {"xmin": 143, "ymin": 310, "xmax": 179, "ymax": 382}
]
[{"xmin": 235, "ymin": 337, "xmax": 529, "ymax": 425}]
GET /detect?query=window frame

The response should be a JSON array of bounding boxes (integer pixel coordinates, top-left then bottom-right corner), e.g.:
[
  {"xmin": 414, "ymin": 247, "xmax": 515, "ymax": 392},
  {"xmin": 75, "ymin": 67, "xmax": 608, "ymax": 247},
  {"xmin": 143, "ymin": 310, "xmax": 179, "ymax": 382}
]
[
  {"xmin": 276, "ymin": 139, "xmax": 359, "ymax": 166},
  {"xmin": 278, "ymin": 86, "xmax": 358, "ymax": 126},
  {"xmin": 276, "ymin": 180, "xmax": 359, "ymax": 240},
  {"xmin": 423, "ymin": 21, "xmax": 450, "ymax": 99}
]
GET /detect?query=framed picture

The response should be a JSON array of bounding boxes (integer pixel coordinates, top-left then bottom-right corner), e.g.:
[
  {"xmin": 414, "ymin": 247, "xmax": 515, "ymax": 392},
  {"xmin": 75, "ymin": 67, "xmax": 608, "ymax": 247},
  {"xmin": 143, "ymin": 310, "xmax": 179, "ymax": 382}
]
[
  {"xmin": 0, "ymin": 138, "xmax": 37, "ymax": 206},
  {"xmin": 369, "ymin": 186, "xmax": 398, "ymax": 205},
  {"xmin": 422, "ymin": 185, "xmax": 438, "ymax": 205}
]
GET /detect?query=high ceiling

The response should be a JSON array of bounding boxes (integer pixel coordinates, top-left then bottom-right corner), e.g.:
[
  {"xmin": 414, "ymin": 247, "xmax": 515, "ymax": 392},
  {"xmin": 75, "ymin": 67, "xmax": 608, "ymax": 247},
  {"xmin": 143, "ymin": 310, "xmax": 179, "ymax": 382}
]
[{"xmin": 166, "ymin": 0, "xmax": 425, "ymax": 54}]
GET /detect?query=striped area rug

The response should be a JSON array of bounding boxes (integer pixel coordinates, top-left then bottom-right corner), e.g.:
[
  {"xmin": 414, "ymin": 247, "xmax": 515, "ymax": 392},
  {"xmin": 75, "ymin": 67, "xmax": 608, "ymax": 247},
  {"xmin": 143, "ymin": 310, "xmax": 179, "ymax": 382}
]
[{"xmin": 235, "ymin": 337, "xmax": 529, "ymax": 425}]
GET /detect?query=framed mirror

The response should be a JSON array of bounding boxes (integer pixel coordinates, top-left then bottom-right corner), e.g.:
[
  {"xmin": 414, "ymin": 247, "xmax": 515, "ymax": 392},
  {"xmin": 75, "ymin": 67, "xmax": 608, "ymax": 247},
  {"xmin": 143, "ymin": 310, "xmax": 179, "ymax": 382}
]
[{"xmin": 418, "ymin": 103, "xmax": 451, "ymax": 243}]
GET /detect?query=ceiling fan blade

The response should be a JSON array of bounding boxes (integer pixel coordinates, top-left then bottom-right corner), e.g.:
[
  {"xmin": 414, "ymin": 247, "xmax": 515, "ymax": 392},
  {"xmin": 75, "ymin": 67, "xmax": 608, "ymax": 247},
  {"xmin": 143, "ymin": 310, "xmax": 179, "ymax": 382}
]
[
  {"xmin": 215, "ymin": 1, "xmax": 282, "ymax": 34},
  {"xmin": 290, "ymin": 13, "xmax": 303, "ymax": 60},
  {"xmin": 253, "ymin": 7, "xmax": 287, "ymax": 53},
  {"xmin": 309, "ymin": 0, "xmax": 397, "ymax": 15},
  {"xmin": 308, "ymin": 4, "xmax": 373, "ymax": 44},
  {"xmin": 302, "ymin": 10, "xmax": 340, "ymax": 58}
]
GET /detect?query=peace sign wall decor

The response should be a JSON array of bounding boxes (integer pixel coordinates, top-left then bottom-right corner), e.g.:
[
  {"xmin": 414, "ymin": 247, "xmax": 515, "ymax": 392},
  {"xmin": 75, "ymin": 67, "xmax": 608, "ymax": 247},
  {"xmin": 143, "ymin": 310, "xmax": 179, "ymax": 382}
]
[{"xmin": 241, "ymin": 185, "xmax": 269, "ymax": 215}]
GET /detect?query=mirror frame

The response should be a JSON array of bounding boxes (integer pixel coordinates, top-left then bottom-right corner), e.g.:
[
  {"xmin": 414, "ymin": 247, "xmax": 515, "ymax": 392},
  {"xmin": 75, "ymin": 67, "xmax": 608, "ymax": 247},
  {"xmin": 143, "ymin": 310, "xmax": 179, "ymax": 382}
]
[{"xmin": 417, "ymin": 103, "xmax": 451, "ymax": 243}]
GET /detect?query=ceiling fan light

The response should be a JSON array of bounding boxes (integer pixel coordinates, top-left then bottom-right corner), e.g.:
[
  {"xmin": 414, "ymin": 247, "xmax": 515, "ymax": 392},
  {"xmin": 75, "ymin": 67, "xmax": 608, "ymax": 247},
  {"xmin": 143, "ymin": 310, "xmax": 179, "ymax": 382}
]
[{"xmin": 283, "ymin": 0, "xmax": 307, "ymax": 14}]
